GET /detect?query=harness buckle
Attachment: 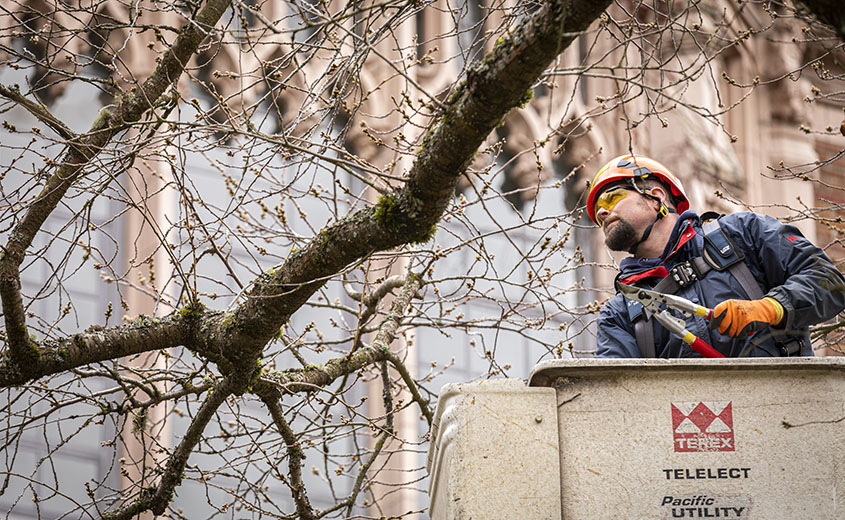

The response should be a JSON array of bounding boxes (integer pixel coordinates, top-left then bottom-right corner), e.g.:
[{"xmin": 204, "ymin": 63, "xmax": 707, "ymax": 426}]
[{"xmin": 670, "ymin": 261, "xmax": 698, "ymax": 288}]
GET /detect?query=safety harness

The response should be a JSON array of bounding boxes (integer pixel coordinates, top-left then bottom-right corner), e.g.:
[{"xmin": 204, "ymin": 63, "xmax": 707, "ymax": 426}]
[{"xmin": 625, "ymin": 213, "xmax": 802, "ymax": 358}]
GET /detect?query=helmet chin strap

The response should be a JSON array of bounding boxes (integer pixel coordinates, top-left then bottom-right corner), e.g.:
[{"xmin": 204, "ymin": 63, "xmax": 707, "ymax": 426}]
[
  {"xmin": 627, "ymin": 205, "xmax": 667, "ymax": 254},
  {"xmin": 626, "ymin": 178, "xmax": 673, "ymax": 255}
]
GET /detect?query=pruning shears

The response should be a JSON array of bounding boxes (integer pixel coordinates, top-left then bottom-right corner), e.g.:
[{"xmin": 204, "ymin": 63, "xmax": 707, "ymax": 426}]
[{"xmin": 616, "ymin": 282, "xmax": 725, "ymax": 358}]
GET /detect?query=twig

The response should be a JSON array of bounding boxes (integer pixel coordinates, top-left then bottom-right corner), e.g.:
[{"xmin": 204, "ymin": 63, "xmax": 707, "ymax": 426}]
[
  {"xmin": 385, "ymin": 349, "xmax": 433, "ymax": 426},
  {"xmin": 317, "ymin": 429, "xmax": 391, "ymax": 518},
  {"xmin": 0, "ymin": 83, "xmax": 76, "ymax": 140},
  {"xmin": 811, "ymin": 317, "xmax": 845, "ymax": 339}
]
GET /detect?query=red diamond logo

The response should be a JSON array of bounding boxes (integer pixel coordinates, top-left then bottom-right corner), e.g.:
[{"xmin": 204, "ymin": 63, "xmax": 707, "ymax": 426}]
[{"xmin": 671, "ymin": 402, "xmax": 734, "ymax": 452}]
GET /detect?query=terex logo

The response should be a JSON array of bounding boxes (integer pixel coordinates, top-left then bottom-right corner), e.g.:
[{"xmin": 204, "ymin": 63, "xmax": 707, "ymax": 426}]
[{"xmin": 671, "ymin": 401, "xmax": 735, "ymax": 453}]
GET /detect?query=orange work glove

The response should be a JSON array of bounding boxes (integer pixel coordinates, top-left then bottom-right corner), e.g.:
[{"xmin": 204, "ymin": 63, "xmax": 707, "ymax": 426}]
[{"xmin": 709, "ymin": 297, "xmax": 784, "ymax": 337}]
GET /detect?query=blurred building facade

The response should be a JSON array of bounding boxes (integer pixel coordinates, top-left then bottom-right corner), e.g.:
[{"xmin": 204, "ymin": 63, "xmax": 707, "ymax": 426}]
[{"xmin": 1, "ymin": 0, "xmax": 843, "ymax": 518}]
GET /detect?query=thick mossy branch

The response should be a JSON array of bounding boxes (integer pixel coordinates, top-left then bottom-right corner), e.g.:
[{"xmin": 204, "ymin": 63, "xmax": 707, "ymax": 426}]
[
  {"xmin": 213, "ymin": 0, "xmax": 612, "ymax": 364},
  {"xmin": 374, "ymin": 192, "xmax": 437, "ymax": 244},
  {"xmin": 0, "ymin": 304, "xmax": 216, "ymax": 387}
]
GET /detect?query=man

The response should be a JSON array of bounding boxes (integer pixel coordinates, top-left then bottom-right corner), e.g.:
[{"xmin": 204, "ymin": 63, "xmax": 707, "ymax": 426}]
[{"xmin": 589, "ymin": 154, "xmax": 845, "ymax": 358}]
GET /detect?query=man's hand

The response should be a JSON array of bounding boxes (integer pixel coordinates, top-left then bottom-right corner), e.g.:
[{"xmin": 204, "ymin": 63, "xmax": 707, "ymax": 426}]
[{"xmin": 709, "ymin": 297, "xmax": 784, "ymax": 337}]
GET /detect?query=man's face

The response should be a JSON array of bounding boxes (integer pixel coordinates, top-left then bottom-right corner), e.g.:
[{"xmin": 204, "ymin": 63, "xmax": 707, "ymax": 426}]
[{"xmin": 594, "ymin": 185, "xmax": 657, "ymax": 252}]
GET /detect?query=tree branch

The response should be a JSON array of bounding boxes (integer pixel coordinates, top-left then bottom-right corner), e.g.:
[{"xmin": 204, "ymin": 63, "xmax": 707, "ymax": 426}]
[
  {"xmin": 385, "ymin": 349, "xmax": 433, "ymax": 427},
  {"xmin": 210, "ymin": 0, "xmax": 613, "ymax": 366},
  {"xmin": 0, "ymin": 0, "xmax": 232, "ymax": 367},
  {"xmin": 344, "ymin": 274, "xmax": 408, "ymax": 319},
  {"xmin": 261, "ymin": 393, "xmax": 317, "ymax": 520},
  {"xmin": 0, "ymin": 305, "xmax": 215, "ymax": 387},
  {"xmin": 257, "ymin": 341, "xmax": 391, "ymax": 394},
  {"xmin": 102, "ymin": 375, "xmax": 236, "ymax": 519},
  {"xmin": 0, "ymin": 271, "xmax": 37, "ymax": 368},
  {"xmin": 256, "ymin": 273, "xmax": 423, "ymax": 394},
  {"xmin": 0, "ymin": 82, "xmax": 76, "ymax": 140},
  {"xmin": 811, "ymin": 317, "xmax": 845, "ymax": 339}
]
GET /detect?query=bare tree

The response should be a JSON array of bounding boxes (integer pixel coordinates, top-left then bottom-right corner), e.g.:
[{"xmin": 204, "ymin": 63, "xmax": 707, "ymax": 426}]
[{"xmin": 0, "ymin": 0, "xmax": 842, "ymax": 518}]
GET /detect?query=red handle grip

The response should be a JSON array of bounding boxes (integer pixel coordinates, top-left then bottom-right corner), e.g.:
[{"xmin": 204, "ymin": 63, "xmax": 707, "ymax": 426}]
[{"xmin": 689, "ymin": 337, "xmax": 725, "ymax": 358}]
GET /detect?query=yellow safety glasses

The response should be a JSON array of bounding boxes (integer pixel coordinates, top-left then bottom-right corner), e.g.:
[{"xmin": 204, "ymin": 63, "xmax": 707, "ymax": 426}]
[{"xmin": 594, "ymin": 186, "xmax": 635, "ymax": 224}]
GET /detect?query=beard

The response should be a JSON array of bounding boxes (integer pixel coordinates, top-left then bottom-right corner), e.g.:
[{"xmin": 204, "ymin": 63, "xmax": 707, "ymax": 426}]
[{"xmin": 604, "ymin": 218, "xmax": 640, "ymax": 252}]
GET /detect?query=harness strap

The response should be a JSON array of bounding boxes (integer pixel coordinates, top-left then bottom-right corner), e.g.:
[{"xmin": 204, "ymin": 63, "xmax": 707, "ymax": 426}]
[
  {"xmin": 701, "ymin": 220, "xmax": 763, "ymax": 300},
  {"xmin": 634, "ymin": 314, "xmax": 655, "ymax": 358}
]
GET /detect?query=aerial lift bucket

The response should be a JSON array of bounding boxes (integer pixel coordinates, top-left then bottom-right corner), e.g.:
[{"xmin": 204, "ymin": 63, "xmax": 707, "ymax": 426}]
[{"xmin": 426, "ymin": 358, "xmax": 845, "ymax": 519}]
